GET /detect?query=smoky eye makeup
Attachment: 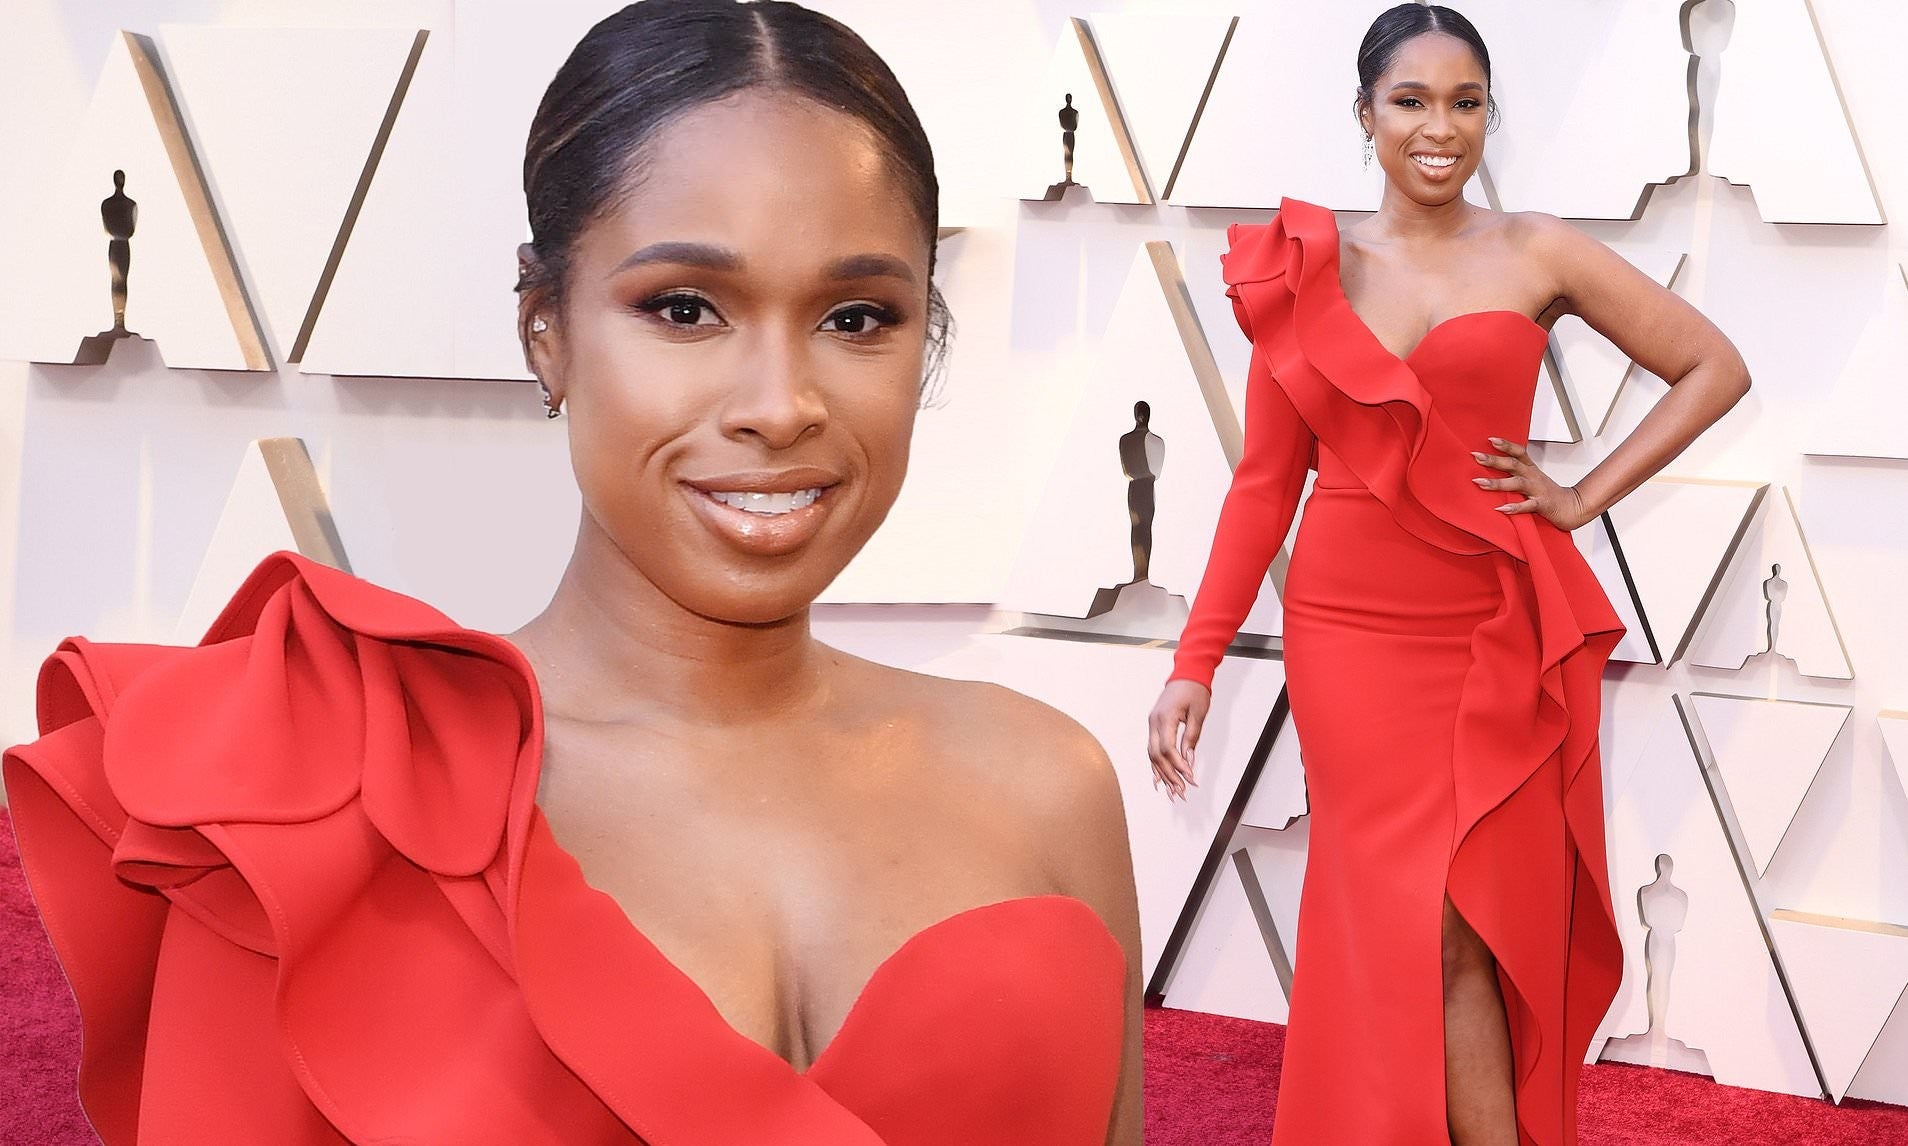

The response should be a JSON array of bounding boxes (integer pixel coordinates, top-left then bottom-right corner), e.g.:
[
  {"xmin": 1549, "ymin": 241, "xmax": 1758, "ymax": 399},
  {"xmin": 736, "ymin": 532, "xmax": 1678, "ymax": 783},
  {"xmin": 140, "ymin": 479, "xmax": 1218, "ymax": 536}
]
[
  {"xmin": 822, "ymin": 302, "xmax": 905, "ymax": 336},
  {"xmin": 632, "ymin": 291, "xmax": 724, "ymax": 328}
]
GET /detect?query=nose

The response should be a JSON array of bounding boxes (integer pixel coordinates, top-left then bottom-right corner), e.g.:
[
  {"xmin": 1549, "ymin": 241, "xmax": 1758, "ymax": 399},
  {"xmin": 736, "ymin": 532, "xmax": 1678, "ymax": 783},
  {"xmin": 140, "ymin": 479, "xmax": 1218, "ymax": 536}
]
[
  {"xmin": 719, "ymin": 324, "xmax": 827, "ymax": 449},
  {"xmin": 1422, "ymin": 106, "xmax": 1458, "ymax": 143}
]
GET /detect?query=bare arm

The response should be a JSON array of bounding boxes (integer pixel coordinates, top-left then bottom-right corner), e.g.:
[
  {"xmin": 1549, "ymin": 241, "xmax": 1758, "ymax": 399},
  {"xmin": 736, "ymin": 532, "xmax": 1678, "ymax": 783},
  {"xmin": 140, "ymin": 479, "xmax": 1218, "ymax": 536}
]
[
  {"xmin": 1017, "ymin": 704, "xmax": 1144, "ymax": 1146},
  {"xmin": 1475, "ymin": 216, "xmax": 1751, "ymax": 524},
  {"xmin": 1064, "ymin": 737, "xmax": 1144, "ymax": 1146}
]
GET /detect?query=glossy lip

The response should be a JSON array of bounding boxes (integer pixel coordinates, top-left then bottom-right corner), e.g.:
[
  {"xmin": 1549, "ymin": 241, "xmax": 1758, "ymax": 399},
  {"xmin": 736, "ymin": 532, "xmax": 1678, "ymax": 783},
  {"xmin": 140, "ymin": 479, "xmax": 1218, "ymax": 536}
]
[
  {"xmin": 680, "ymin": 466, "xmax": 844, "ymax": 557},
  {"xmin": 682, "ymin": 466, "xmax": 843, "ymax": 495},
  {"xmin": 1409, "ymin": 150, "xmax": 1462, "ymax": 180}
]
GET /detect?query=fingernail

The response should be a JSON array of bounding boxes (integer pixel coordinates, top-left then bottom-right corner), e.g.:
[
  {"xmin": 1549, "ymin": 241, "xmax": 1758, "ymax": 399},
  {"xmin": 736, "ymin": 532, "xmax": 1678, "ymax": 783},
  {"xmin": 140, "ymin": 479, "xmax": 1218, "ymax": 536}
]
[
  {"xmin": 1489, "ymin": 437, "xmax": 1507, "ymax": 446},
  {"xmin": 1473, "ymin": 477, "xmax": 1490, "ymax": 486},
  {"xmin": 1471, "ymin": 451, "xmax": 1489, "ymax": 462}
]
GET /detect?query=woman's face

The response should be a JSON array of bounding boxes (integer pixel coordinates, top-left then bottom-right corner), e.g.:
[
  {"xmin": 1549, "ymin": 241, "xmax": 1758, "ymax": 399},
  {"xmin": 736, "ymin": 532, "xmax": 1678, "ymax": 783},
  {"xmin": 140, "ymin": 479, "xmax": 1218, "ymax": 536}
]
[
  {"xmin": 1361, "ymin": 32, "xmax": 1489, "ymax": 203},
  {"xmin": 528, "ymin": 91, "xmax": 932, "ymax": 625}
]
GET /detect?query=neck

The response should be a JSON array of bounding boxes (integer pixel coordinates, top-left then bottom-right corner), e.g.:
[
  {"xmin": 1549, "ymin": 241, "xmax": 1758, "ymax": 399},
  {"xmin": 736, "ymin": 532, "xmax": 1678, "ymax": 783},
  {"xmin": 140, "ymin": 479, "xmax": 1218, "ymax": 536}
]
[
  {"xmin": 510, "ymin": 514, "xmax": 826, "ymax": 727},
  {"xmin": 1371, "ymin": 184, "xmax": 1476, "ymax": 242}
]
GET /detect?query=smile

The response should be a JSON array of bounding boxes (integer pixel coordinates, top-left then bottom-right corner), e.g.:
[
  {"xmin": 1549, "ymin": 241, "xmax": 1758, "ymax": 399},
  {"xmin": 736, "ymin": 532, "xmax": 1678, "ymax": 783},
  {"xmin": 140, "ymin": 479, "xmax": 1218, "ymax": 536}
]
[
  {"xmin": 705, "ymin": 488, "xmax": 823, "ymax": 515},
  {"xmin": 1412, "ymin": 154, "xmax": 1459, "ymax": 169},
  {"xmin": 681, "ymin": 469, "xmax": 842, "ymax": 558}
]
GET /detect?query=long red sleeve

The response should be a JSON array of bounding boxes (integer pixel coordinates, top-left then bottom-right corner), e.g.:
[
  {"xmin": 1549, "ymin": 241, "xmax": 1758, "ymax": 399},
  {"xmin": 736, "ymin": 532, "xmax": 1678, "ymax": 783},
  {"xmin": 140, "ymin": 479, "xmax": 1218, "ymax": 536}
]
[{"xmin": 1168, "ymin": 349, "xmax": 1314, "ymax": 688}]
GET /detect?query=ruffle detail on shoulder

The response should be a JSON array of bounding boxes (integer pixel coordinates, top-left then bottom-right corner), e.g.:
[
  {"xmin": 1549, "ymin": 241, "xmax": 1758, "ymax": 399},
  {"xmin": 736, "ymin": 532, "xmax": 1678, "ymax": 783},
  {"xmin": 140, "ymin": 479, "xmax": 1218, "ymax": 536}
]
[
  {"xmin": 1216, "ymin": 220, "xmax": 1299, "ymax": 342},
  {"xmin": 93, "ymin": 554, "xmax": 526, "ymax": 879},
  {"xmin": 1228, "ymin": 198, "xmax": 1628, "ymax": 1144},
  {"xmin": 1, "ymin": 553, "xmax": 627, "ymax": 1144}
]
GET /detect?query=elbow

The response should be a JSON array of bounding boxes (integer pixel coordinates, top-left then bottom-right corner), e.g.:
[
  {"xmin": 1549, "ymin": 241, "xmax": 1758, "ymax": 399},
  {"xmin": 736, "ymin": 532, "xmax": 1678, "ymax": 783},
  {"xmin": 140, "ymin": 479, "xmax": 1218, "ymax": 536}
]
[
  {"xmin": 1726, "ymin": 354, "xmax": 1752, "ymax": 408},
  {"xmin": 1704, "ymin": 343, "xmax": 1751, "ymax": 410}
]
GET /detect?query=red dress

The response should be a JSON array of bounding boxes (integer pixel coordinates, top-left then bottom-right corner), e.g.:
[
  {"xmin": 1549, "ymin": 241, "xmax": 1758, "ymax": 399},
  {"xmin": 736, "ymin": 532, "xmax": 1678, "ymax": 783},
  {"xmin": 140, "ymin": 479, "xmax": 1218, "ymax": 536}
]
[
  {"xmin": 4, "ymin": 553, "xmax": 1125, "ymax": 1145},
  {"xmin": 1170, "ymin": 198, "xmax": 1627, "ymax": 1145}
]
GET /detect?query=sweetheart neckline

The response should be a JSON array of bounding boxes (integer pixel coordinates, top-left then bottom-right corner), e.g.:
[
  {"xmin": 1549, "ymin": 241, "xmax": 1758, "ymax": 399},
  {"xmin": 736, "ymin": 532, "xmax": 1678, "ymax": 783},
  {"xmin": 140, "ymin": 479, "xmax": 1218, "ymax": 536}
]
[
  {"xmin": 527, "ymin": 808, "xmax": 1117, "ymax": 1079},
  {"xmin": 503, "ymin": 631, "xmax": 1122, "ymax": 1081},
  {"xmin": 1316, "ymin": 207, "xmax": 1546, "ymax": 363}
]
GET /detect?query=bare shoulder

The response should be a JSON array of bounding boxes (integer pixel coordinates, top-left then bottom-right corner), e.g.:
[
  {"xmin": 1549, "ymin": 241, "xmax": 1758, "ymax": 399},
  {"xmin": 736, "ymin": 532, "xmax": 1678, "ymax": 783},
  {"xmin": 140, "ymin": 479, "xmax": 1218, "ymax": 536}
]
[
  {"xmin": 903, "ymin": 664, "xmax": 1116, "ymax": 801},
  {"xmin": 1502, "ymin": 207, "xmax": 1577, "ymax": 243},
  {"xmin": 846, "ymin": 655, "xmax": 1124, "ymax": 831},
  {"xmin": 1502, "ymin": 209, "xmax": 1609, "ymax": 268}
]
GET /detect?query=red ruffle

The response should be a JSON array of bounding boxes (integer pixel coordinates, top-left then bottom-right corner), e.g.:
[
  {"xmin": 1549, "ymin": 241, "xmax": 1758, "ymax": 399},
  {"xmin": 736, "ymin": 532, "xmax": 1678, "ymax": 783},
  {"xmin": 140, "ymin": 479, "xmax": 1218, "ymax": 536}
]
[
  {"xmin": 4, "ymin": 554, "xmax": 1125, "ymax": 1144},
  {"xmin": 1225, "ymin": 199, "xmax": 1626, "ymax": 1144}
]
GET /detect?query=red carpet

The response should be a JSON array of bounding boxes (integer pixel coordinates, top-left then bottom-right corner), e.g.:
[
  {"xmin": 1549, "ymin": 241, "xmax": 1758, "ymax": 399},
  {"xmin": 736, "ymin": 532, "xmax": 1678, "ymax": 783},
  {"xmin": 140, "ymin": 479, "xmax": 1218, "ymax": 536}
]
[
  {"xmin": 5, "ymin": 804, "xmax": 1907, "ymax": 1143},
  {"xmin": 2, "ymin": 807, "xmax": 91, "ymax": 1144},
  {"xmin": 1143, "ymin": 1007, "xmax": 1908, "ymax": 1145}
]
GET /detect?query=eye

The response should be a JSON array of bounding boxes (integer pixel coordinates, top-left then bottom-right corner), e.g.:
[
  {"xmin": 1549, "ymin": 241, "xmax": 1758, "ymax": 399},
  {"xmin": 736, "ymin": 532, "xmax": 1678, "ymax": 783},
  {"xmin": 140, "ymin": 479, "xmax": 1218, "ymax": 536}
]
[
  {"xmin": 1456, "ymin": 98, "xmax": 1483, "ymax": 109},
  {"xmin": 635, "ymin": 292, "xmax": 723, "ymax": 327},
  {"xmin": 821, "ymin": 303, "xmax": 900, "ymax": 336},
  {"xmin": 1396, "ymin": 96, "xmax": 1424, "ymax": 108}
]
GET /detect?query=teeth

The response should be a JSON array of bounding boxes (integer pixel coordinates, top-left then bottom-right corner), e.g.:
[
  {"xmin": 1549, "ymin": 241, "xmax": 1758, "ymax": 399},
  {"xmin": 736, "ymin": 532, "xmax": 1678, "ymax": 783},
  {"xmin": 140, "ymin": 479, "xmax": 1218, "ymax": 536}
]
[
  {"xmin": 706, "ymin": 488, "xmax": 823, "ymax": 515},
  {"xmin": 1413, "ymin": 154, "xmax": 1458, "ymax": 168}
]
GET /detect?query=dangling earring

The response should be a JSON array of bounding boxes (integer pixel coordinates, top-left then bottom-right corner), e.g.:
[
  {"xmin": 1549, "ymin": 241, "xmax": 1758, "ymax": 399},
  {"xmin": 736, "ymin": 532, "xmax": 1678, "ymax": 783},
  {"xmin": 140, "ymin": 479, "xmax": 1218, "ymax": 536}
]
[
  {"xmin": 539, "ymin": 381, "xmax": 562, "ymax": 419},
  {"xmin": 1362, "ymin": 133, "xmax": 1374, "ymax": 169}
]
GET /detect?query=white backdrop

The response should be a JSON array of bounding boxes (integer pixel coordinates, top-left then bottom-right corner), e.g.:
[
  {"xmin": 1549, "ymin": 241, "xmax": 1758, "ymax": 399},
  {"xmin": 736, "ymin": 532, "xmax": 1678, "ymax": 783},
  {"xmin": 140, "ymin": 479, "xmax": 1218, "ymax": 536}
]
[{"xmin": 4, "ymin": 0, "xmax": 1908, "ymax": 1110}]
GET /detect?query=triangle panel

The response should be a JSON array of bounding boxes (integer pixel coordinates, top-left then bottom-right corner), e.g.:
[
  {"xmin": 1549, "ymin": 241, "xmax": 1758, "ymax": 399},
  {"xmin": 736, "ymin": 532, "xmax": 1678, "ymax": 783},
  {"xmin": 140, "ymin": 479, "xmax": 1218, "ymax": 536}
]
[
  {"xmin": 1594, "ymin": 696, "xmax": 1818, "ymax": 1095},
  {"xmin": 1002, "ymin": 243, "xmax": 1279, "ymax": 638},
  {"xmin": 1086, "ymin": 12, "xmax": 1235, "ymax": 201},
  {"xmin": 0, "ymin": 32, "xmax": 263, "ymax": 370},
  {"xmin": 1768, "ymin": 912, "xmax": 1908, "ymax": 1102},
  {"xmin": 1688, "ymin": 693, "xmax": 1850, "ymax": 876},
  {"xmin": 1708, "ymin": 0, "xmax": 1883, "ymax": 224},
  {"xmin": 159, "ymin": 24, "xmax": 425, "ymax": 361},
  {"xmin": 1688, "ymin": 486, "xmax": 1853, "ymax": 678},
  {"xmin": 1603, "ymin": 477, "xmax": 1766, "ymax": 666},
  {"xmin": 1016, "ymin": 21, "xmax": 1146, "ymax": 204},
  {"xmin": 1159, "ymin": 853, "xmax": 1290, "ymax": 1024}
]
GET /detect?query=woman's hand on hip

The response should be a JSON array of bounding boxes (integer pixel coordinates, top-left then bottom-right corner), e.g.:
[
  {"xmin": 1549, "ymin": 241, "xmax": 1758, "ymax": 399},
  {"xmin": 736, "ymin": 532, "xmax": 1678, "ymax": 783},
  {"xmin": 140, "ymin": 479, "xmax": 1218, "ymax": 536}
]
[
  {"xmin": 1471, "ymin": 436, "xmax": 1594, "ymax": 531},
  {"xmin": 1148, "ymin": 680, "xmax": 1212, "ymax": 801}
]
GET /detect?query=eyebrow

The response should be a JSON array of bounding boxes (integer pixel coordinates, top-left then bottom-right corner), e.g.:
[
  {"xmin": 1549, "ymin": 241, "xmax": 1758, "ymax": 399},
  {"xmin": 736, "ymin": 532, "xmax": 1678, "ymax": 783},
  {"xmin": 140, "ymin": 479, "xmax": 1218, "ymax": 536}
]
[
  {"xmin": 825, "ymin": 253, "xmax": 918, "ymax": 287},
  {"xmin": 1387, "ymin": 80, "xmax": 1487, "ymax": 93},
  {"xmin": 608, "ymin": 243, "xmax": 918, "ymax": 287},
  {"xmin": 610, "ymin": 241, "xmax": 741, "ymax": 277}
]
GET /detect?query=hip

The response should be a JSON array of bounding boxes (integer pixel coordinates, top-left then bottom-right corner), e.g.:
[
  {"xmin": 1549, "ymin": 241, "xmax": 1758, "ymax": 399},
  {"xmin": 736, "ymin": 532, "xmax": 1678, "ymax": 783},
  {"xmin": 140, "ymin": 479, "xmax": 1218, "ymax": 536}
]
[{"xmin": 1285, "ymin": 486, "xmax": 1503, "ymax": 634}]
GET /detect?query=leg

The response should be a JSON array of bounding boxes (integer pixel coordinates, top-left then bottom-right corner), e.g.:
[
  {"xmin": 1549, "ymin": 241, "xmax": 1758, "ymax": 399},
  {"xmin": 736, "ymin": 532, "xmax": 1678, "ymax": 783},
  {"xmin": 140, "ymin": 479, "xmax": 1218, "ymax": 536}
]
[{"xmin": 1443, "ymin": 895, "xmax": 1517, "ymax": 1145}]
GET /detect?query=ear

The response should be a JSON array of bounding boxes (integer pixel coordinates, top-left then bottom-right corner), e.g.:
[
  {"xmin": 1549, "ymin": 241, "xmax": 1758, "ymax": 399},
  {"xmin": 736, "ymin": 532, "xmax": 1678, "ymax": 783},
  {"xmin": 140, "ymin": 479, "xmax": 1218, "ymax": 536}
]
[{"xmin": 517, "ymin": 242, "xmax": 565, "ymax": 402}]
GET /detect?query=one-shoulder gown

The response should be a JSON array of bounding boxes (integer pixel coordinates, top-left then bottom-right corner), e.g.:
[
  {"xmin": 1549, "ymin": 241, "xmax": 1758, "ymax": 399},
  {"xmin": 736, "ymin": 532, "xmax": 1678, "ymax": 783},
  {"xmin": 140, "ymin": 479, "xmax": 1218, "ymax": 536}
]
[
  {"xmin": 1169, "ymin": 198, "xmax": 1626, "ymax": 1145},
  {"xmin": 4, "ymin": 553, "xmax": 1125, "ymax": 1145}
]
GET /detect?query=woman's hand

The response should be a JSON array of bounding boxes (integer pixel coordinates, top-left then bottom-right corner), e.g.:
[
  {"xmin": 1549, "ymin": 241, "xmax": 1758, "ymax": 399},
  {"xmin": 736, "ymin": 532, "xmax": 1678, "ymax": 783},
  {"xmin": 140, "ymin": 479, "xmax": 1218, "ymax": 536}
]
[
  {"xmin": 1148, "ymin": 680, "xmax": 1212, "ymax": 801},
  {"xmin": 1471, "ymin": 436, "xmax": 1594, "ymax": 531}
]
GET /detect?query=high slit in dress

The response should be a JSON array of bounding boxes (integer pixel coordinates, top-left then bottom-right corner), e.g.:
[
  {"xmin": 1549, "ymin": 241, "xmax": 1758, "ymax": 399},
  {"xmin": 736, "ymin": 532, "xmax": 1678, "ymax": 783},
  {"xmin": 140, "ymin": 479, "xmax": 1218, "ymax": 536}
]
[{"xmin": 1169, "ymin": 197, "xmax": 1627, "ymax": 1145}]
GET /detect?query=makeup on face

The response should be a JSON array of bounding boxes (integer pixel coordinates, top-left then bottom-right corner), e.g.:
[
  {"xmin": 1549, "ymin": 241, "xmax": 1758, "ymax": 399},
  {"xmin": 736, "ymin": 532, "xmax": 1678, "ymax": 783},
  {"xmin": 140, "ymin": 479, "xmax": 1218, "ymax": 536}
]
[{"xmin": 547, "ymin": 93, "xmax": 933, "ymax": 623}]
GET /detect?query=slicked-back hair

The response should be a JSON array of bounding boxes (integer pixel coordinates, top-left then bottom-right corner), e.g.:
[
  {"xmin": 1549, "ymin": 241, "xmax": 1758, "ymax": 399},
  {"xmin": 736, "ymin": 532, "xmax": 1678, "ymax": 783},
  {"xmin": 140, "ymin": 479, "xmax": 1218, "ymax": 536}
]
[
  {"xmin": 518, "ymin": 0, "xmax": 950, "ymax": 390},
  {"xmin": 1354, "ymin": 4, "xmax": 1500, "ymax": 132}
]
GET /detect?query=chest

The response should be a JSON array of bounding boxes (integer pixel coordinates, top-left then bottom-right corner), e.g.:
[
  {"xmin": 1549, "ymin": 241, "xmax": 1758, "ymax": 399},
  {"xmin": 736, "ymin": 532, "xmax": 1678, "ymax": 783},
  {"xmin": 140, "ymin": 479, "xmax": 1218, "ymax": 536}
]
[
  {"xmin": 531, "ymin": 719, "xmax": 1043, "ymax": 1070},
  {"xmin": 1337, "ymin": 242, "xmax": 1543, "ymax": 360}
]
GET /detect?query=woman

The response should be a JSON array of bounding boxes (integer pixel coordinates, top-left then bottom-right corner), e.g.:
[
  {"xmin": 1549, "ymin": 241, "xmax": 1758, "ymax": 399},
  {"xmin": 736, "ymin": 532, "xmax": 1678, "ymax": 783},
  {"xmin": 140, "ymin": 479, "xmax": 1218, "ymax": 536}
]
[
  {"xmin": 1147, "ymin": 6, "xmax": 1748, "ymax": 1145},
  {"xmin": 5, "ymin": 3, "xmax": 1142, "ymax": 1142}
]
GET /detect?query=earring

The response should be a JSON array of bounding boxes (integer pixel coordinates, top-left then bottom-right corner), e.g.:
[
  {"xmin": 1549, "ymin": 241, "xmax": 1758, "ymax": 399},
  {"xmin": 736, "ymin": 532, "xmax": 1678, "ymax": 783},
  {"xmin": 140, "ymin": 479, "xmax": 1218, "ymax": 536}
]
[
  {"xmin": 1362, "ymin": 134, "xmax": 1374, "ymax": 169},
  {"xmin": 531, "ymin": 316, "xmax": 548, "ymax": 333},
  {"xmin": 539, "ymin": 381, "xmax": 562, "ymax": 419}
]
